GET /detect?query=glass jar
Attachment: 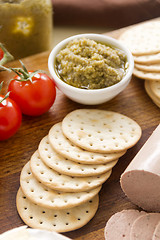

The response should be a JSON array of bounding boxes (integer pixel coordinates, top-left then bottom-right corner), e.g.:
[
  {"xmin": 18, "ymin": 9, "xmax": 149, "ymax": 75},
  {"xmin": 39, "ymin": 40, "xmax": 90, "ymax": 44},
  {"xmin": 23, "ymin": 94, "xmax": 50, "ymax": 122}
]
[{"xmin": 0, "ymin": 0, "xmax": 53, "ymax": 59}]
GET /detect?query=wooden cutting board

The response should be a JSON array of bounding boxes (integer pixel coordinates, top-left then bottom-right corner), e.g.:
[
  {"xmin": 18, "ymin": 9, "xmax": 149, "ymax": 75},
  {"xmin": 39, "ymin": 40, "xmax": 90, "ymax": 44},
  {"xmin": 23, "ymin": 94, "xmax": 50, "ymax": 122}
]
[{"xmin": 0, "ymin": 19, "xmax": 160, "ymax": 239}]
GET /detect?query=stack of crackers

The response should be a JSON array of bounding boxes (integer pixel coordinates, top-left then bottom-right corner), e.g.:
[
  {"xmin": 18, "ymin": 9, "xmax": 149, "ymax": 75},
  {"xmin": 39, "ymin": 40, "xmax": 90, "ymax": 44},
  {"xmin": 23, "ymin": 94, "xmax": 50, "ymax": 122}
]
[
  {"xmin": 16, "ymin": 109, "xmax": 142, "ymax": 233},
  {"xmin": 119, "ymin": 19, "xmax": 160, "ymax": 108}
]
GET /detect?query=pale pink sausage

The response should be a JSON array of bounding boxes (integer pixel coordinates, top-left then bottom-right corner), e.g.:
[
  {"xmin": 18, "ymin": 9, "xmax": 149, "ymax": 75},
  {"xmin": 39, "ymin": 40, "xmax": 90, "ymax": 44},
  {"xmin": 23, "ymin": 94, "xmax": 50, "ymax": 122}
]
[
  {"xmin": 152, "ymin": 221, "xmax": 160, "ymax": 240},
  {"xmin": 120, "ymin": 124, "xmax": 160, "ymax": 212},
  {"xmin": 104, "ymin": 209, "xmax": 146, "ymax": 240},
  {"xmin": 130, "ymin": 213, "xmax": 160, "ymax": 240}
]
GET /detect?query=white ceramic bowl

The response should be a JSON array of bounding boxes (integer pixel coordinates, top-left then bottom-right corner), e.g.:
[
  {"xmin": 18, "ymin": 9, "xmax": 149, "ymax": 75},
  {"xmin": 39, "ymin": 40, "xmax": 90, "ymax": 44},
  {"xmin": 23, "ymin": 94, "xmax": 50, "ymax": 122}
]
[{"xmin": 48, "ymin": 33, "xmax": 134, "ymax": 105}]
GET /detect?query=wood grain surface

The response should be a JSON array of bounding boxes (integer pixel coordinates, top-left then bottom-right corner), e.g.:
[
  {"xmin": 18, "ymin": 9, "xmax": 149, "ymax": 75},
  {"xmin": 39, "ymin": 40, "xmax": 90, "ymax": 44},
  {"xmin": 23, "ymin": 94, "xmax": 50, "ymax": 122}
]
[{"xmin": 0, "ymin": 19, "xmax": 160, "ymax": 239}]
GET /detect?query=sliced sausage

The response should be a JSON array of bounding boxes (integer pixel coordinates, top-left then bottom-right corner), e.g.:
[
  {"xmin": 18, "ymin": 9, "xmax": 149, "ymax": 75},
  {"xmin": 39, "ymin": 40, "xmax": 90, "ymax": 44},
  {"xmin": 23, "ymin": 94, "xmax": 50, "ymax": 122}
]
[
  {"xmin": 120, "ymin": 124, "xmax": 160, "ymax": 212},
  {"xmin": 130, "ymin": 213, "xmax": 160, "ymax": 240},
  {"xmin": 104, "ymin": 209, "xmax": 146, "ymax": 240},
  {"xmin": 152, "ymin": 221, "xmax": 160, "ymax": 240}
]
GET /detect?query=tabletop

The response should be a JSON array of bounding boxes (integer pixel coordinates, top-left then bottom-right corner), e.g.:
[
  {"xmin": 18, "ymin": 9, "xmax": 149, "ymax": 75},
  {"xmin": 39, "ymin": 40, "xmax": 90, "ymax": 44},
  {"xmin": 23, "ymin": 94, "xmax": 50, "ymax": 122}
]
[{"xmin": 0, "ymin": 19, "xmax": 160, "ymax": 239}]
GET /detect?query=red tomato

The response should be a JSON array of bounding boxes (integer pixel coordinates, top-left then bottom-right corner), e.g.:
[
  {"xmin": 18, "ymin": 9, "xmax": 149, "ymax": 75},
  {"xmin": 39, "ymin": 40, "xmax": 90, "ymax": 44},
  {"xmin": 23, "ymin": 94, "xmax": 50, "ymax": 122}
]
[
  {"xmin": 0, "ymin": 48, "xmax": 4, "ymax": 60},
  {"xmin": 0, "ymin": 95, "xmax": 22, "ymax": 140},
  {"xmin": 8, "ymin": 72, "xmax": 56, "ymax": 116}
]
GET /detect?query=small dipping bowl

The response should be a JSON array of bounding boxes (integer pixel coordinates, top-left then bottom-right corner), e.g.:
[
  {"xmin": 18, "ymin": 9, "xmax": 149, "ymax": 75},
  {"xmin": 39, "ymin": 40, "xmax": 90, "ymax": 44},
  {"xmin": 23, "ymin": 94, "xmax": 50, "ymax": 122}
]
[{"xmin": 48, "ymin": 33, "xmax": 134, "ymax": 105}]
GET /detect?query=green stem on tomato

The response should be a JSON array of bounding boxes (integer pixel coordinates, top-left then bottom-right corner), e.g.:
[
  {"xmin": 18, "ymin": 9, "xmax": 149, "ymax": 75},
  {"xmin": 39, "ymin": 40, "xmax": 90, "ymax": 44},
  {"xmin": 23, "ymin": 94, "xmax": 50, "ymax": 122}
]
[
  {"xmin": 0, "ymin": 81, "xmax": 10, "ymax": 104},
  {"xmin": 0, "ymin": 43, "xmax": 14, "ymax": 66},
  {"xmin": 0, "ymin": 60, "xmax": 45, "ymax": 82}
]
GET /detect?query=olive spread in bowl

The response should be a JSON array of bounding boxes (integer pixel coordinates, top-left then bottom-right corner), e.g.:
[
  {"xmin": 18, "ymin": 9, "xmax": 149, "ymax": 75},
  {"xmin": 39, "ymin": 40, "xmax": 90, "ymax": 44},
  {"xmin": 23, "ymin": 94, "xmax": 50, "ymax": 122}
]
[{"xmin": 55, "ymin": 38, "xmax": 128, "ymax": 90}]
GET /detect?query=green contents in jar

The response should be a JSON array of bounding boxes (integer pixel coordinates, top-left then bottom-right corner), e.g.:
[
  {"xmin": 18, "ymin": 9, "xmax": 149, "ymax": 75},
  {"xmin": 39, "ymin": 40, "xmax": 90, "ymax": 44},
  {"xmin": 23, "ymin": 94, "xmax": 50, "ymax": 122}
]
[
  {"xmin": 0, "ymin": 0, "xmax": 53, "ymax": 59},
  {"xmin": 55, "ymin": 38, "xmax": 128, "ymax": 90}
]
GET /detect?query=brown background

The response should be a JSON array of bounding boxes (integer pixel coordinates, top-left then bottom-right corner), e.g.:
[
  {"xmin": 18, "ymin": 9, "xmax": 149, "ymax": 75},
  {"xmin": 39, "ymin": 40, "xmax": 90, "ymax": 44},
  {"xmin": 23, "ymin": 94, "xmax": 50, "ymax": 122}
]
[{"xmin": 52, "ymin": 0, "xmax": 160, "ymax": 28}]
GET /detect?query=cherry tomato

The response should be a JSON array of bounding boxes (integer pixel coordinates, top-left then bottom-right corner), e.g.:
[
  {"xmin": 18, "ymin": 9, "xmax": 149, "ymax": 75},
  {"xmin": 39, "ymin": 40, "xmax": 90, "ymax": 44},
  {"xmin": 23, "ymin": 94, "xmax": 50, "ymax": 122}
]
[
  {"xmin": 8, "ymin": 72, "xmax": 56, "ymax": 116},
  {"xmin": 0, "ymin": 95, "xmax": 22, "ymax": 140},
  {"xmin": 0, "ymin": 48, "xmax": 4, "ymax": 60}
]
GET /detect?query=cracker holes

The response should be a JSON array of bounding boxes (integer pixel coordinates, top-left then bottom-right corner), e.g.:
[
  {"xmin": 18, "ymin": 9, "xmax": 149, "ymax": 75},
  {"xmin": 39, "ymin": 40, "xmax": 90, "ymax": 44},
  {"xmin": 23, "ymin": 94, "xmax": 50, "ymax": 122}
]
[
  {"xmin": 30, "ymin": 189, "xmax": 34, "ymax": 193},
  {"xmin": 54, "ymin": 214, "xmax": 57, "ymax": 217},
  {"xmin": 78, "ymin": 218, "xmax": 81, "ymax": 221},
  {"xmin": 30, "ymin": 216, "xmax": 33, "ymax": 219},
  {"xmin": 53, "ymin": 224, "xmax": 56, "ymax": 227},
  {"xmin": 66, "ymin": 223, "xmax": 69, "ymax": 225},
  {"xmin": 39, "ymin": 196, "xmax": 43, "ymax": 200},
  {"xmin": 47, "ymin": 155, "xmax": 51, "ymax": 159},
  {"xmin": 45, "ymin": 148, "xmax": 48, "ymax": 151},
  {"xmin": 24, "ymin": 207, "xmax": 27, "ymax": 210},
  {"xmin": 49, "ymin": 178, "xmax": 53, "ymax": 182},
  {"xmin": 27, "ymin": 171, "xmax": 31, "ymax": 175},
  {"xmin": 40, "ymin": 221, "xmax": 43, "ymax": 224},
  {"xmin": 42, "ymin": 211, "xmax": 45, "ymax": 214}
]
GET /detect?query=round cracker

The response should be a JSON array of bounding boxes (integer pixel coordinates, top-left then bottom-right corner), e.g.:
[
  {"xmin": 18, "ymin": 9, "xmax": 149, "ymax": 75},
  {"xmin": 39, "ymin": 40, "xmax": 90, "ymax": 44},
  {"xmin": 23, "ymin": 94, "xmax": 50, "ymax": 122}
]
[
  {"xmin": 144, "ymin": 80, "xmax": 160, "ymax": 108},
  {"xmin": 119, "ymin": 21, "xmax": 160, "ymax": 55},
  {"xmin": 48, "ymin": 122, "xmax": 125, "ymax": 164},
  {"xmin": 62, "ymin": 109, "xmax": 142, "ymax": 153},
  {"xmin": 16, "ymin": 188, "xmax": 99, "ymax": 233},
  {"xmin": 20, "ymin": 162, "xmax": 101, "ymax": 209},
  {"xmin": 133, "ymin": 68, "xmax": 160, "ymax": 81},
  {"xmin": 39, "ymin": 135, "xmax": 118, "ymax": 177},
  {"xmin": 134, "ymin": 53, "xmax": 160, "ymax": 64},
  {"xmin": 30, "ymin": 151, "xmax": 112, "ymax": 192},
  {"xmin": 135, "ymin": 63, "xmax": 160, "ymax": 73},
  {"xmin": 148, "ymin": 80, "xmax": 160, "ymax": 99}
]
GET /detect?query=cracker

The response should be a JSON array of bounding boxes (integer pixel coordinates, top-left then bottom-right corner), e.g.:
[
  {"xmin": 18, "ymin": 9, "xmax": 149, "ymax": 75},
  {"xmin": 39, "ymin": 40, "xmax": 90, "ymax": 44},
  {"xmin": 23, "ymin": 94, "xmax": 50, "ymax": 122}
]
[
  {"xmin": 144, "ymin": 80, "xmax": 160, "ymax": 108},
  {"xmin": 134, "ymin": 53, "xmax": 160, "ymax": 64},
  {"xmin": 48, "ymin": 122, "xmax": 125, "ymax": 164},
  {"xmin": 148, "ymin": 80, "xmax": 160, "ymax": 99},
  {"xmin": 62, "ymin": 109, "xmax": 142, "ymax": 153},
  {"xmin": 30, "ymin": 151, "xmax": 112, "ymax": 192},
  {"xmin": 133, "ymin": 68, "xmax": 160, "ymax": 81},
  {"xmin": 16, "ymin": 188, "xmax": 99, "ymax": 233},
  {"xmin": 135, "ymin": 63, "xmax": 160, "ymax": 73},
  {"xmin": 39, "ymin": 135, "xmax": 117, "ymax": 177},
  {"xmin": 119, "ymin": 20, "xmax": 160, "ymax": 55},
  {"xmin": 20, "ymin": 162, "xmax": 101, "ymax": 209}
]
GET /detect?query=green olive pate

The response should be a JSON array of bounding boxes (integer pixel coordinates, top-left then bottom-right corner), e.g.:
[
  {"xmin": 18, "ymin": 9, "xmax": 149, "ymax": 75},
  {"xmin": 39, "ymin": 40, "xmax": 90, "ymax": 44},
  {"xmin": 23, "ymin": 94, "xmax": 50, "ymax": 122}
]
[{"xmin": 55, "ymin": 38, "xmax": 128, "ymax": 90}]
